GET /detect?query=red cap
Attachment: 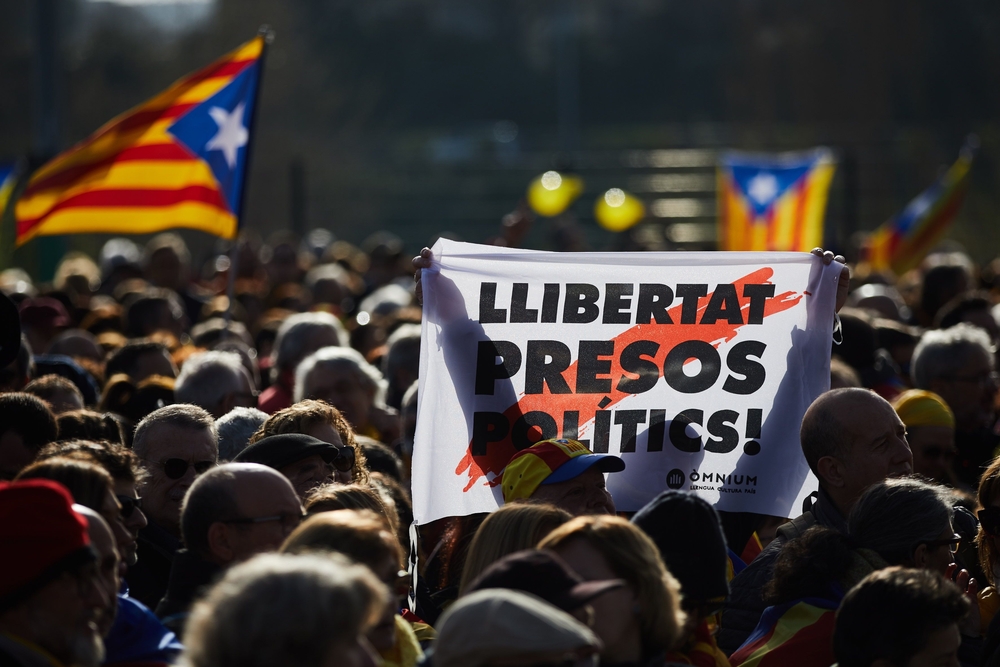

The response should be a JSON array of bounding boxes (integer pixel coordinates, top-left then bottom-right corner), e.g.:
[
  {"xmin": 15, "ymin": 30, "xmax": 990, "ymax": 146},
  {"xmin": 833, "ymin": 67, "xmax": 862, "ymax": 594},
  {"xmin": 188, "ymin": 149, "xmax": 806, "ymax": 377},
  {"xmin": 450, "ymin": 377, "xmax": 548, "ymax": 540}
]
[{"xmin": 0, "ymin": 479, "xmax": 92, "ymax": 607}]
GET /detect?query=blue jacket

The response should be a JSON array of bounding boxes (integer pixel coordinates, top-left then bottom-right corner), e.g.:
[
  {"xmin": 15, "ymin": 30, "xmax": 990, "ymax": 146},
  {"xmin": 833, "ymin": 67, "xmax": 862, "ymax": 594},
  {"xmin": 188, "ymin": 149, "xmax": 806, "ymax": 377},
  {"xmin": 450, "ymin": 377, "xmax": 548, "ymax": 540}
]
[{"xmin": 104, "ymin": 593, "xmax": 183, "ymax": 666}]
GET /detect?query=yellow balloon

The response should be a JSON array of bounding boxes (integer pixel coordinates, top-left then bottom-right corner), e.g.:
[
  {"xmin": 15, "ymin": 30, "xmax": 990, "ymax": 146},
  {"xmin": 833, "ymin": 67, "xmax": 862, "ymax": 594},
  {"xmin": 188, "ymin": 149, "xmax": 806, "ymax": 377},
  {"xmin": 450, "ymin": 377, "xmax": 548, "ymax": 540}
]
[
  {"xmin": 595, "ymin": 188, "xmax": 645, "ymax": 232},
  {"xmin": 527, "ymin": 171, "xmax": 584, "ymax": 217}
]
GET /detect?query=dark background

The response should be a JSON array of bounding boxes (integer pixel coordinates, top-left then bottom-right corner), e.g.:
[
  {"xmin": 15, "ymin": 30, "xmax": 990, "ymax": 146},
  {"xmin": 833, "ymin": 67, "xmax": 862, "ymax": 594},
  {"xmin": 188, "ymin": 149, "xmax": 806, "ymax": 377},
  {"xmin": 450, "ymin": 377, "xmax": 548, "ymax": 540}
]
[{"xmin": 2, "ymin": 0, "xmax": 999, "ymax": 273}]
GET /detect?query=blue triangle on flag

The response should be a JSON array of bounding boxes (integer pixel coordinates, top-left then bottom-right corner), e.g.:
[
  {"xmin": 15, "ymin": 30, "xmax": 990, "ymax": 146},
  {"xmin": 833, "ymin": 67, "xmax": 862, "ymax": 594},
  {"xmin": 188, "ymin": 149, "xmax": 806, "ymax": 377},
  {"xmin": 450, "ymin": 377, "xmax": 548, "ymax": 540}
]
[
  {"xmin": 168, "ymin": 62, "xmax": 260, "ymax": 216},
  {"xmin": 725, "ymin": 153, "xmax": 820, "ymax": 217}
]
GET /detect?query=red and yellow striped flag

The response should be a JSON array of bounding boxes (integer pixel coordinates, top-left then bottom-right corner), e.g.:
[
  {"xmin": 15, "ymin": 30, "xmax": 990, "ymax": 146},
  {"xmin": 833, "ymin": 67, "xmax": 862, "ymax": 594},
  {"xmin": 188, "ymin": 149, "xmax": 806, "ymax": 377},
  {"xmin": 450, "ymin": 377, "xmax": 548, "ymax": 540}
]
[{"xmin": 15, "ymin": 35, "xmax": 265, "ymax": 246}]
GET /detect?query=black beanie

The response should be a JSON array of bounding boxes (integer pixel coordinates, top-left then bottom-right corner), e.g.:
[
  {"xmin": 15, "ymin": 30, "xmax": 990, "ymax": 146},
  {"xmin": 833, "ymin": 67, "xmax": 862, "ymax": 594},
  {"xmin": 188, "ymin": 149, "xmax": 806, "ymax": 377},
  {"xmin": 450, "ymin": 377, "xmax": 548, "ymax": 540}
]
[{"xmin": 631, "ymin": 490, "xmax": 730, "ymax": 603}]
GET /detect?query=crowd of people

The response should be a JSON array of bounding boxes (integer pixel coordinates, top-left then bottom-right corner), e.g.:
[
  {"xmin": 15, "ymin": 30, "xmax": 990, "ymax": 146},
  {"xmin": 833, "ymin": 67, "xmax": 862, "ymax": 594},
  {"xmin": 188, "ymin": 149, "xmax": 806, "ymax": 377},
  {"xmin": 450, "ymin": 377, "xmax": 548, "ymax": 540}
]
[{"xmin": 1, "ymin": 224, "xmax": 1000, "ymax": 667}]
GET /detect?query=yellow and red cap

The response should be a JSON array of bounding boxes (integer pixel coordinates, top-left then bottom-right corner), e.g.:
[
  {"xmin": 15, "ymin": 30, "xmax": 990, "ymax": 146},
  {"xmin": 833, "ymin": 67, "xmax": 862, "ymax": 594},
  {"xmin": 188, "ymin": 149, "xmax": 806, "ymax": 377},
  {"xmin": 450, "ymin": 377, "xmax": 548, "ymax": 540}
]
[{"xmin": 501, "ymin": 438, "xmax": 625, "ymax": 503}]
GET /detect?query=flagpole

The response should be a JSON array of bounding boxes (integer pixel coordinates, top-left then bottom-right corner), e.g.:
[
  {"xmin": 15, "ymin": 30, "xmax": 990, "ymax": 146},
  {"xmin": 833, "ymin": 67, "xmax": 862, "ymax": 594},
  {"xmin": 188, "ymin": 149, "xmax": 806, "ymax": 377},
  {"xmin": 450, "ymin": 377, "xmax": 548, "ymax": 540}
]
[{"xmin": 224, "ymin": 26, "xmax": 274, "ymax": 336}]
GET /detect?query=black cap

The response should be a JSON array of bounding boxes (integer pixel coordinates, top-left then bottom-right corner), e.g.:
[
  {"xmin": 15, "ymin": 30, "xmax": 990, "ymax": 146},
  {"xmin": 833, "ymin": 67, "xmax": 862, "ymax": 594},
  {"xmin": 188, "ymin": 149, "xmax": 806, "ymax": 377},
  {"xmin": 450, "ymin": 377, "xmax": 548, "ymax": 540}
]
[
  {"xmin": 631, "ymin": 490, "xmax": 730, "ymax": 603},
  {"xmin": 465, "ymin": 549, "xmax": 624, "ymax": 612},
  {"xmin": 233, "ymin": 433, "xmax": 339, "ymax": 470}
]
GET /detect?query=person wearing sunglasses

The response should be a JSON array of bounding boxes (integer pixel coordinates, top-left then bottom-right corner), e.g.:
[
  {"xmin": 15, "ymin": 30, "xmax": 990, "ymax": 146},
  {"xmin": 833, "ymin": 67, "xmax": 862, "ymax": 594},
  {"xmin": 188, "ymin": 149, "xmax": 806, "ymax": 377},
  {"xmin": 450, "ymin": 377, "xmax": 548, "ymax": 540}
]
[
  {"xmin": 234, "ymin": 432, "xmax": 357, "ymax": 498},
  {"xmin": 127, "ymin": 404, "xmax": 219, "ymax": 609},
  {"xmin": 157, "ymin": 463, "xmax": 303, "ymax": 633}
]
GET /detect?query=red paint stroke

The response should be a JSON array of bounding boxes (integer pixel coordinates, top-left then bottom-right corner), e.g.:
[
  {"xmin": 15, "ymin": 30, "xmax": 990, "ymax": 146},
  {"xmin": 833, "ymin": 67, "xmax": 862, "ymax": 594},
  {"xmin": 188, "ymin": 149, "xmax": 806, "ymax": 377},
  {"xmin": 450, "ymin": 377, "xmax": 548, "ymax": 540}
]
[{"xmin": 455, "ymin": 267, "xmax": 806, "ymax": 491}]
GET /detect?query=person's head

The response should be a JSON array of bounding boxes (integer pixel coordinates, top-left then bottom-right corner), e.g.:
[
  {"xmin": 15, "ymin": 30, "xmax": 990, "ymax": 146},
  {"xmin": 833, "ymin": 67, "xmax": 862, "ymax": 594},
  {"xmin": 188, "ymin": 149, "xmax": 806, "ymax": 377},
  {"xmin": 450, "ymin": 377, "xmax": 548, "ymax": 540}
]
[
  {"xmin": 24, "ymin": 374, "xmax": 86, "ymax": 414},
  {"xmin": 174, "ymin": 351, "xmax": 255, "ymax": 419},
  {"xmin": 215, "ymin": 407, "xmax": 268, "ymax": 461},
  {"xmin": 631, "ymin": 491, "xmax": 730, "ymax": 618},
  {"xmin": 132, "ymin": 404, "xmax": 218, "ymax": 535},
  {"xmin": 502, "ymin": 439, "xmax": 625, "ymax": 516},
  {"xmin": 911, "ymin": 323, "xmax": 997, "ymax": 434},
  {"xmin": 459, "ymin": 502, "xmax": 572, "ymax": 594},
  {"xmin": 0, "ymin": 334, "xmax": 34, "ymax": 393},
  {"xmin": 181, "ymin": 553, "xmax": 385, "ymax": 667},
  {"xmin": 15, "ymin": 457, "xmax": 136, "ymax": 577},
  {"xmin": 0, "ymin": 392, "xmax": 58, "ymax": 480},
  {"xmin": 355, "ymin": 437, "xmax": 403, "ymax": 482},
  {"xmin": 281, "ymin": 509, "xmax": 405, "ymax": 654},
  {"xmin": 122, "ymin": 288, "xmax": 185, "ymax": 338},
  {"xmin": 235, "ymin": 433, "xmax": 355, "ymax": 499},
  {"xmin": 382, "ymin": 324, "xmax": 420, "ymax": 409},
  {"xmin": 143, "ymin": 233, "xmax": 191, "ymax": 292},
  {"xmin": 305, "ymin": 483, "xmax": 399, "ymax": 536},
  {"xmin": 104, "ymin": 339, "xmax": 176, "ymax": 382},
  {"xmin": 465, "ymin": 548, "xmax": 625, "ymax": 627},
  {"xmin": 935, "ymin": 291, "xmax": 1000, "ymax": 340},
  {"xmin": 49, "ymin": 329, "xmax": 103, "ymax": 363},
  {"xmin": 35, "ymin": 439, "xmax": 147, "ymax": 567},
  {"xmin": 0, "ymin": 480, "xmax": 107, "ymax": 667},
  {"xmin": 75, "ymin": 506, "xmax": 120, "ymax": 636},
  {"xmin": 270, "ymin": 312, "xmax": 346, "ymax": 384},
  {"xmin": 538, "ymin": 515, "xmax": 685, "ymax": 663},
  {"xmin": 800, "ymin": 388, "xmax": 912, "ymax": 515},
  {"xmin": 975, "ymin": 457, "xmax": 1000, "ymax": 585},
  {"xmin": 434, "ymin": 588, "xmax": 601, "ymax": 667},
  {"xmin": 921, "ymin": 262, "xmax": 972, "ymax": 325},
  {"xmin": 250, "ymin": 399, "xmax": 369, "ymax": 485},
  {"xmin": 834, "ymin": 567, "xmax": 968, "ymax": 667},
  {"xmin": 849, "ymin": 477, "xmax": 956, "ymax": 575},
  {"xmin": 99, "ymin": 373, "xmax": 176, "ymax": 426},
  {"xmin": 180, "ymin": 463, "xmax": 303, "ymax": 567},
  {"xmin": 55, "ymin": 410, "xmax": 125, "ymax": 445},
  {"xmin": 294, "ymin": 346, "xmax": 386, "ymax": 433},
  {"xmin": 892, "ymin": 390, "xmax": 956, "ymax": 484}
]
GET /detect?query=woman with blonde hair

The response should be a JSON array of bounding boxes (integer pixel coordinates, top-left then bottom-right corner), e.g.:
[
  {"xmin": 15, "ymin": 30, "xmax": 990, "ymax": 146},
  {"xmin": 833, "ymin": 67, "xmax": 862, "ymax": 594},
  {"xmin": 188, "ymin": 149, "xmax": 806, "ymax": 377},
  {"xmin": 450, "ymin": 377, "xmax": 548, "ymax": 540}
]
[
  {"xmin": 250, "ymin": 398, "xmax": 369, "ymax": 484},
  {"xmin": 538, "ymin": 515, "xmax": 686, "ymax": 667},
  {"xmin": 458, "ymin": 502, "xmax": 571, "ymax": 595}
]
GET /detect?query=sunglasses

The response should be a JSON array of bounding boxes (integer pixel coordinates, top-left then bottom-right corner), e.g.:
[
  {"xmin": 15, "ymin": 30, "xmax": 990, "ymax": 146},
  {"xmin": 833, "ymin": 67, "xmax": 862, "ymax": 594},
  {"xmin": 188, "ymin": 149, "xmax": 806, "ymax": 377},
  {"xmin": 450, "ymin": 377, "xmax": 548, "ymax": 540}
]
[
  {"xmin": 327, "ymin": 445, "xmax": 355, "ymax": 473},
  {"xmin": 979, "ymin": 508, "xmax": 1000, "ymax": 536},
  {"xmin": 144, "ymin": 458, "xmax": 216, "ymax": 480},
  {"xmin": 116, "ymin": 495, "xmax": 143, "ymax": 519},
  {"xmin": 919, "ymin": 534, "xmax": 962, "ymax": 555}
]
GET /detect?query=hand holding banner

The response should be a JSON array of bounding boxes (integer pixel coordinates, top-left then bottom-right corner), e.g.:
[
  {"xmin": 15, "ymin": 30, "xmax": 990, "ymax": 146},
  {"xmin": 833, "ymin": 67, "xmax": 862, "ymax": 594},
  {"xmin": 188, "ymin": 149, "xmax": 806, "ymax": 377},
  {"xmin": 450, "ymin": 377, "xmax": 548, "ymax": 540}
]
[{"xmin": 413, "ymin": 239, "xmax": 841, "ymax": 524}]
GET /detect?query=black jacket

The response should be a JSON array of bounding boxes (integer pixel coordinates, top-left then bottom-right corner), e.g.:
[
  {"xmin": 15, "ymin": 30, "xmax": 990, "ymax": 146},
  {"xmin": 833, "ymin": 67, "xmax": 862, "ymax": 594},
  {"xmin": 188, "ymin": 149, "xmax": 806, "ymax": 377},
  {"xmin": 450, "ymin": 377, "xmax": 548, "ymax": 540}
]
[
  {"xmin": 155, "ymin": 549, "xmax": 223, "ymax": 635},
  {"xmin": 124, "ymin": 519, "xmax": 180, "ymax": 611},
  {"xmin": 717, "ymin": 489, "xmax": 847, "ymax": 655}
]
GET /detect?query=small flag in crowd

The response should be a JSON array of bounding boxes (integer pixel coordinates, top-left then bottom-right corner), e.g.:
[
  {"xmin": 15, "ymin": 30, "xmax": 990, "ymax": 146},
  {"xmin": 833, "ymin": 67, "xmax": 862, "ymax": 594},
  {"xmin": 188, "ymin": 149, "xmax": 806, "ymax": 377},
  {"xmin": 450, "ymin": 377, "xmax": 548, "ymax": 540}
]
[
  {"xmin": 15, "ymin": 34, "xmax": 267, "ymax": 246},
  {"xmin": 717, "ymin": 148, "xmax": 836, "ymax": 252},
  {"xmin": 728, "ymin": 597, "xmax": 838, "ymax": 667},
  {"xmin": 865, "ymin": 140, "xmax": 975, "ymax": 275}
]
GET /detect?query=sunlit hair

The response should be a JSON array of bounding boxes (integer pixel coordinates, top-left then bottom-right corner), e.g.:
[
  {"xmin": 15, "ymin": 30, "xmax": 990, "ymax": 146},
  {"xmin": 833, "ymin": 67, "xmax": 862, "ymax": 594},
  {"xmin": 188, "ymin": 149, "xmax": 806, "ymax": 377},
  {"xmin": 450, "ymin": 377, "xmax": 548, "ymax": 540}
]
[
  {"xmin": 281, "ymin": 509, "xmax": 403, "ymax": 571},
  {"xmin": 538, "ymin": 515, "xmax": 686, "ymax": 654},
  {"xmin": 458, "ymin": 502, "xmax": 572, "ymax": 595},
  {"xmin": 305, "ymin": 483, "xmax": 399, "ymax": 537},
  {"xmin": 180, "ymin": 553, "xmax": 386, "ymax": 667},
  {"xmin": 15, "ymin": 456, "xmax": 113, "ymax": 512},
  {"xmin": 977, "ymin": 458, "xmax": 1000, "ymax": 581},
  {"xmin": 248, "ymin": 399, "xmax": 369, "ymax": 484}
]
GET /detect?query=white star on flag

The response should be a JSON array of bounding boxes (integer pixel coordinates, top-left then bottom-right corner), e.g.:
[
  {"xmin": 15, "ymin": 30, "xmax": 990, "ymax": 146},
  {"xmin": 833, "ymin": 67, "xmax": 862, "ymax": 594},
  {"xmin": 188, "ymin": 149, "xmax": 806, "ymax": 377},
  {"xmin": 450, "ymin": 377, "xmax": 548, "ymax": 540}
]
[
  {"xmin": 206, "ymin": 102, "xmax": 248, "ymax": 169},
  {"xmin": 747, "ymin": 172, "xmax": 779, "ymax": 206}
]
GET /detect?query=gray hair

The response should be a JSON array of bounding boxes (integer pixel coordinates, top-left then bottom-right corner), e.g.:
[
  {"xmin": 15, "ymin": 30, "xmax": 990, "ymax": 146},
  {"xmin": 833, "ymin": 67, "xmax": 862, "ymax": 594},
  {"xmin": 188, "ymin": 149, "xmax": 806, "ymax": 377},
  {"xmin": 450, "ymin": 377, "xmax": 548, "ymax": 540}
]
[
  {"xmin": 216, "ymin": 407, "xmax": 268, "ymax": 461},
  {"xmin": 175, "ymin": 351, "xmax": 248, "ymax": 412},
  {"xmin": 271, "ymin": 312, "xmax": 347, "ymax": 375},
  {"xmin": 180, "ymin": 553, "xmax": 386, "ymax": 667},
  {"xmin": 294, "ymin": 346, "xmax": 387, "ymax": 404},
  {"xmin": 849, "ymin": 477, "xmax": 953, "ymax": 562},
  {"xmin": 133, "ymin": 404, "xmax": 218, "ymax": 459},
  {"xmin": 911, "ymin": 323, "xmax": 994, "ymax": 388}
]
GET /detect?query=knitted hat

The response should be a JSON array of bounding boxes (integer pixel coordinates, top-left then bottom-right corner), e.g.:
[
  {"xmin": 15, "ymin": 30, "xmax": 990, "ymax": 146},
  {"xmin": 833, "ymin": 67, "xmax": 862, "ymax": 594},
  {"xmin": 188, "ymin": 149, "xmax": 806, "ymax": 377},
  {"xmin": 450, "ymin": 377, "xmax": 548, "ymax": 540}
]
[
  {"xmin": 502, "ymin": 439, "xmax": 625, "ymax": 503},
  {"xmin": 631, "ymin": 490, "xmax": 729, "ymax": 603},
  {"xmin": 0, "ymin": 479, "xmax": 94, "ymax": 611},
  {"xmin": 892, "ymin": 390, "xmax": 955, "ymax": 429}
]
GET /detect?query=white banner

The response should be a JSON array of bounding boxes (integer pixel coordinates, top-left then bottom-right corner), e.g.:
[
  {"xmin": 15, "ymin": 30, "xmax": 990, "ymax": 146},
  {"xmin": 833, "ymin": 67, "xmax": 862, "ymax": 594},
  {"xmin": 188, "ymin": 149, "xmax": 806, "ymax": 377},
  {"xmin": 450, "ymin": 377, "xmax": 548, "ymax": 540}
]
[{"xmin": 413, "ymin": 239, "xmax": 839, "ymax": 524}]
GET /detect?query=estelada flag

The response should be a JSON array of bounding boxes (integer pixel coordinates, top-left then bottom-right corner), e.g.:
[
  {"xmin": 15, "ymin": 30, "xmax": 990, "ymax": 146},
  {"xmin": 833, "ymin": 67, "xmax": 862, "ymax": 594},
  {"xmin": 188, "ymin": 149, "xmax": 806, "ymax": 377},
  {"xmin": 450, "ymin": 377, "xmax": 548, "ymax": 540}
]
[
  {"xmin": 717, "ymin": 148, "xmax": 836, "ymax": 252},
  {"xmin": 15, "ymin": 35, "xmax": 265, "ymax": 246},
  {"xmin": 865, "ymin": 140, "xmax": 975, "ymax": 276}
]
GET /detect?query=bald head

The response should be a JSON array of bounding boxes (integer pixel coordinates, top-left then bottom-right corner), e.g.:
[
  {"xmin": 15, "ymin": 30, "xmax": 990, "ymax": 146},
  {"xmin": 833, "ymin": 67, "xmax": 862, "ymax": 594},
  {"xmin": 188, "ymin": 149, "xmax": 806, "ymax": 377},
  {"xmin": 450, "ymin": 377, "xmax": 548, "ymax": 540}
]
[
  {"xmin": 181, "ymin": 463, "xmax": 302, "ymax": 565},
  {"xmin": 800, "ymin": 388, "xmax": 913, "ymax": 512},
  {"xmin": 74, "ymin": 505, "xmax": 119, "ymax": 635}
]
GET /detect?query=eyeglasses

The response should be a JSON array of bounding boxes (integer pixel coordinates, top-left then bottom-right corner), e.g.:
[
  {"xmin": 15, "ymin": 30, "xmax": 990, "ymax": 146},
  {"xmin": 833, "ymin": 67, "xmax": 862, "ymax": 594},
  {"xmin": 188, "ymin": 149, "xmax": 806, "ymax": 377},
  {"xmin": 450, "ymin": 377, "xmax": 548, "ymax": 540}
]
[
  {"xmin": 116, "ymin": 495, "xmax": 143, "ymax": 519},
  {"xmin": 143, "ymin": 458, "xmax": 215, "ymax": 480},
  {"xmin": 222, "ymin": 512, "xmax": 306, "ymax": 530},
  {"xmin": 979, "ymin": 507, "xmax": 1000, "ymax": 536},
  {"xmin": 920, "ymin": 533, "xmax": 962, "ymax": 554},
  {"xmin": 327, "ymin": 445, "xmax": 355, "ymax": 473}
]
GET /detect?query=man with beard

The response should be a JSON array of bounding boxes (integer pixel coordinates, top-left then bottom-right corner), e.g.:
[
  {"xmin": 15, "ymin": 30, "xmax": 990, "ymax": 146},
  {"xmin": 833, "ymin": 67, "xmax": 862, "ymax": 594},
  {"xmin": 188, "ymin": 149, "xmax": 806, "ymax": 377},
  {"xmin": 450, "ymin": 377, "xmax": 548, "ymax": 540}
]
[{"xmin": 0, "ymin": 479, "xmax": 108, "ymax": 667}]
